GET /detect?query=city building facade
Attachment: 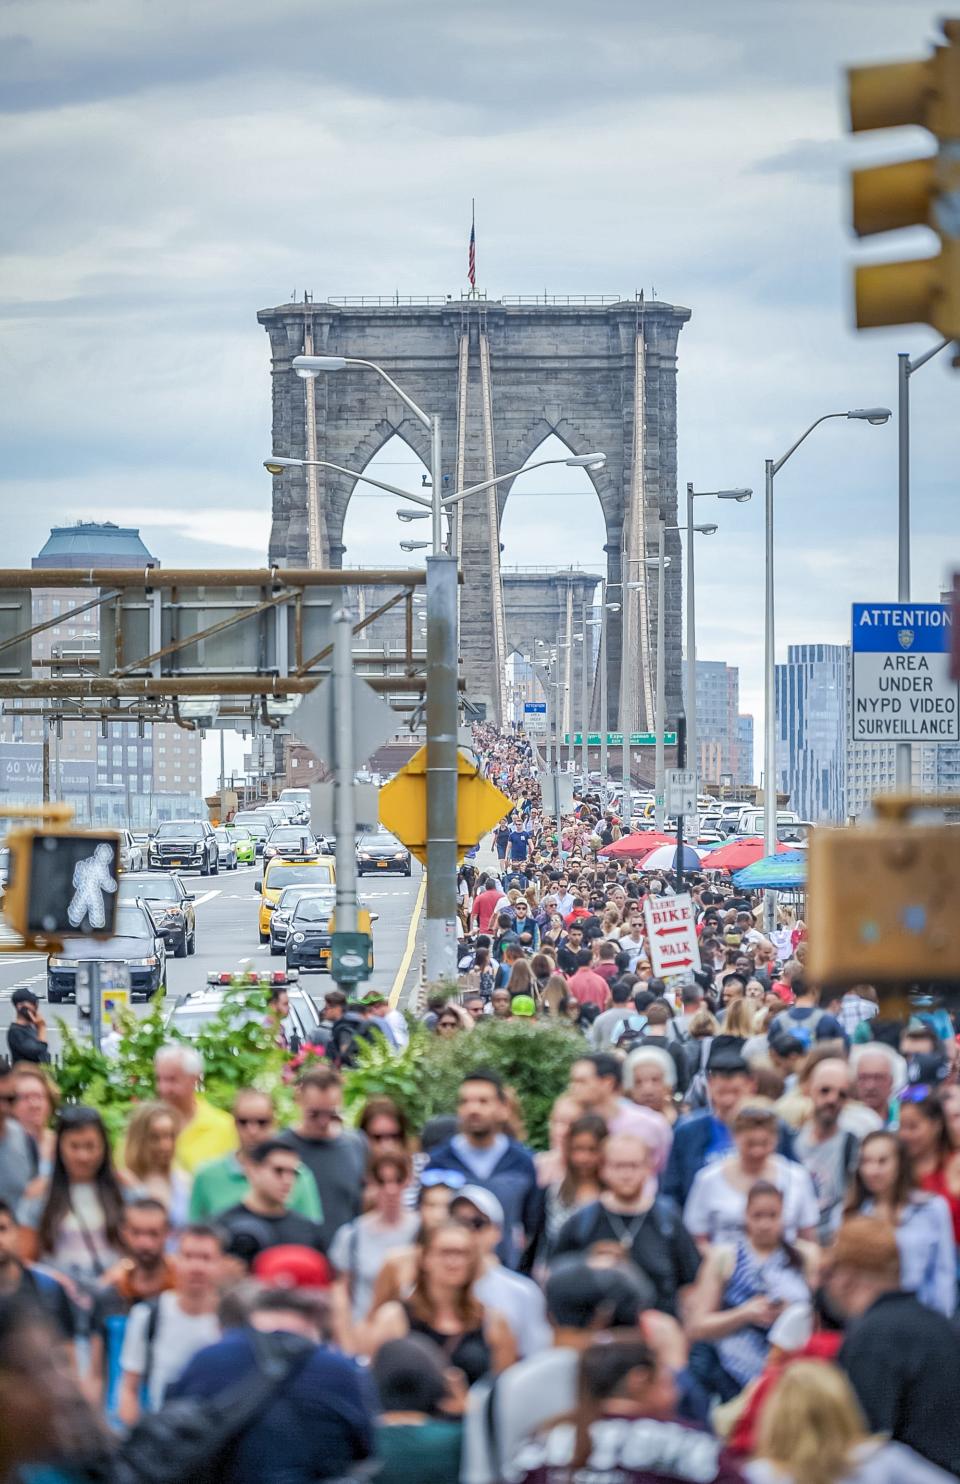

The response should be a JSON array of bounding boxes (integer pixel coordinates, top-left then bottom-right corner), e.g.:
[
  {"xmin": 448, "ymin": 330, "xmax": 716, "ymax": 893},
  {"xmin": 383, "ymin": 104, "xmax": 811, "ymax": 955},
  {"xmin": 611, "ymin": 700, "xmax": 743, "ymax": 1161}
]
[
  {"xmin": 683, "ymin": 660, "xmax": 754, "ymax": 787},
  {"xmin": 0, "ymin": 523, "xmax": 202, "ymax": 823}
]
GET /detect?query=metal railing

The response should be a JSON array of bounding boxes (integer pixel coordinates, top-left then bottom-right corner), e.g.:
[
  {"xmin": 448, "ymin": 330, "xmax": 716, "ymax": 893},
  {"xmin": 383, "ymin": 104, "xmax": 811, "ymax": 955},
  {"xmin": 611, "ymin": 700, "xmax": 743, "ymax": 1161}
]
[{"xmin": 317, "ymin": 293, "xmax": 643, "ymax": 309}]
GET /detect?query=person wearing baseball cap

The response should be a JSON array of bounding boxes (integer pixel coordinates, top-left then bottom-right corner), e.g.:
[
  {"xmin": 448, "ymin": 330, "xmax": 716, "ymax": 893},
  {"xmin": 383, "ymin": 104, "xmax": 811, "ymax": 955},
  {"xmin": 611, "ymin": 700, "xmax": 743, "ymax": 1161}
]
[
  {"xmin": 6, "ymin": 988, "xmax": 49, "ymax": 1065},
  {"xmin": 449, "ymin": 1186, "xmax": 550, "ymax": 1358}
]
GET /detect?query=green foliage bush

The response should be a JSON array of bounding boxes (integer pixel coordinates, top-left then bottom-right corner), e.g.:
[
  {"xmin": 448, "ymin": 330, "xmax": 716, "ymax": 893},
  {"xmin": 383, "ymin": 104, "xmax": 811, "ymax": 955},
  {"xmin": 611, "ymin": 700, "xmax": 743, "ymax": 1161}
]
[
  {"xmin": 54, "ymin": 979, "xmax": 292, "ymax": 1135},
  {"xmin": 344, "ymin": 1018, "xmax": 583, "ymax": 1149}
]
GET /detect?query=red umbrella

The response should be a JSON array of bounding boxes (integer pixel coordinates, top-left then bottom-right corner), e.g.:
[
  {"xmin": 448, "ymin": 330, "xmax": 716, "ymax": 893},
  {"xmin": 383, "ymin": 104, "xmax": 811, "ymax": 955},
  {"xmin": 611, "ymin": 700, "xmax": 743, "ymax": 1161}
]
[
  {"xmin": 598, "ymin": 831, "xmax": 679, "ymax": 858},
  {"xmin": 700, "ymin": 837, "xmax": 791, "ymax": 872}
]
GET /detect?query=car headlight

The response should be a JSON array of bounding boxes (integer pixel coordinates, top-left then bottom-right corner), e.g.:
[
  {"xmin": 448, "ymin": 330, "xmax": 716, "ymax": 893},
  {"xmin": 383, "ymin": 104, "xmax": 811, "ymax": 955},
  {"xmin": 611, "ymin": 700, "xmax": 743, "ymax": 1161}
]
[
  {"xmin": 49, "ymin": 957, "xmax": 80, "ymax": 968},
  {"xmin": 292, "ymin": 932, "xmax": 305, "ymax": 943},
  {"xmin": 393, "ymin": 852, "xmax": 405, "ymax": 860},
  {"xmin": 359, "ymin": 853, "xmax": 371, "ymax": 861},
  {"xmin": 129, "ymin": 955, "xmax": 159, "ymax": 966}
]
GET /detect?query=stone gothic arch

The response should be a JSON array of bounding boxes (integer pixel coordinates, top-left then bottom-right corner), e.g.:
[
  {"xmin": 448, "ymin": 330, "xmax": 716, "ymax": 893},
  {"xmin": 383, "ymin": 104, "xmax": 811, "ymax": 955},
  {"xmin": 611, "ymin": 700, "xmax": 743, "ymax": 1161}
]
[{"xmin": 258, "ymin": 296, "xmax": 690, "ymax": 728}]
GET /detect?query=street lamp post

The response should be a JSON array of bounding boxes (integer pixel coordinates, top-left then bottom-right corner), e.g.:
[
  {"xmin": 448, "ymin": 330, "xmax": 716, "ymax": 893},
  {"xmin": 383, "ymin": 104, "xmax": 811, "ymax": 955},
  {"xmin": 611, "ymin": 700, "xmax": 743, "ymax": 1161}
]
[
  {"xmin": 762, "ymin": 408, "xmax": 890, "ymax": 930},
  {"xmin": 627, "ymin": 540, "xmax": 672, "ymax": 831},
  {"xmin": 654, "ymin": 523, "xmax": 666, "ymax": 831},
  {"xmin": 896, "ymin": 340, "xmax": 950, "ymax": 791},
  {"xmin": 683, "ymin": 486, "xmax": 752, "ymax": 789},
  {"xmin": 580, "ymin": 604, "xmax": 589, "ymax": 782}
]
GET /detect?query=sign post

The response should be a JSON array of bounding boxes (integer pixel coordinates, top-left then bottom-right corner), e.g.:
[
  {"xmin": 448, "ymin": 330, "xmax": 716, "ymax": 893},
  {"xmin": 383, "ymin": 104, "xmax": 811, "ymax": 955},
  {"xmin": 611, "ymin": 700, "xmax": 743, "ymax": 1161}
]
[
  {"xmin": 642, "ymin": 892, "xmax": 702, "ymax": 979},
  {"xmin": 851, "ymin": 602, "xmax": 959, "ymax": 745}
]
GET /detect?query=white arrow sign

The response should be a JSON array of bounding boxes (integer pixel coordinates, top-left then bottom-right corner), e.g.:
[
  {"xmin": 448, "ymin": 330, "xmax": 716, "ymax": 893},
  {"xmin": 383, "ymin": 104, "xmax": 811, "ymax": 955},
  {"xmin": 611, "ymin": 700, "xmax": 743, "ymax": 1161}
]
[{"xmin": 642, "ymin": 891, "xmax": 702, "ymax": 979}]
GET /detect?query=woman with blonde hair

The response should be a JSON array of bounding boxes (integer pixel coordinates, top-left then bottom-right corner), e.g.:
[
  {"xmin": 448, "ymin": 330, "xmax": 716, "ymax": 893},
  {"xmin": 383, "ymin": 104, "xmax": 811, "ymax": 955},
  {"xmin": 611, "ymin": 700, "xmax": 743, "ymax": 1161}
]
[
  {"xmin": 121, "ymin": 1100, "xmax": 191, "ymax": 1227},
  {"xmin": 747, "ymin": 1359, "xmax": 952, "ymax": 1483},
  {"xmin": 724, "ymin": 999, "xmax": 760, "ymax": 1040}
]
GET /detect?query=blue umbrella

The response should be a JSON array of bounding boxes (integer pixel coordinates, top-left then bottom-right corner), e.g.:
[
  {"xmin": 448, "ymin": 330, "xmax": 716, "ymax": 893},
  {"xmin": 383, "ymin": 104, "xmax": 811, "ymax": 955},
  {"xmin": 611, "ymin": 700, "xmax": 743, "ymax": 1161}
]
[
  {"xmin": 637, "ymin": 842, "xmax": 704, "ymax": 872},
  {"xmin": 731, "ymin": 850, "xmax": 807, "ymax": 891}
]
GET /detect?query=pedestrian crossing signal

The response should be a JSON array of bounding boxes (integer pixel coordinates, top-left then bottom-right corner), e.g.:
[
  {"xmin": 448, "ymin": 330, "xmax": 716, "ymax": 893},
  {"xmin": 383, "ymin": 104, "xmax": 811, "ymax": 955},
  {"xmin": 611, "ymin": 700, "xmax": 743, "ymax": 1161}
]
[{"xmin": 2, "ymin": 829, "xmax": 120, "ymax": 943}]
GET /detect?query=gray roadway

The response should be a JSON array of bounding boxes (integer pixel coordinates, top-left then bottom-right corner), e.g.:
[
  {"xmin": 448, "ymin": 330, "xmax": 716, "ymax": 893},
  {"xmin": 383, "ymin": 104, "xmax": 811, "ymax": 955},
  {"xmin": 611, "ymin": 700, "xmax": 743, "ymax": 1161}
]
[{"xmin": 0, "ymin": 860, "xmax": 426, "ymax": 1056}]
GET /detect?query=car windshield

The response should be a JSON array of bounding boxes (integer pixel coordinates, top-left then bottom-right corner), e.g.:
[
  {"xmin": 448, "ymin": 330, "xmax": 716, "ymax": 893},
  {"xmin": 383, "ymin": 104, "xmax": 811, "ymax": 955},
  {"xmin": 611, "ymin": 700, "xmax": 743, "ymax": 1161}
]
[
  {"xmin": 114, "ymin": 906, "xmax": 150, "ymax": 937},
  {"xmin": 155, "ymin": 823, "xmax": 203, "ymax": 839},
  {"xmin": 237, "ymin": 820, "xmax": 268, "ymax": 836},
  {"xmin": 120, "ymin": 876, "xmax": 179, "ymax": 902},
  {"xmin": 171, "ymin": 1004, "xmax": 262, "ymax": 1035},
  {"xmin": 276, "ymin": 886, "xmax": 336, "ymax": 910},
  {"xmin": 292, "ymin": 898, "xmax": 332, "ymax": 923},
  {"xmin": 214, "ymin": 830, "xmax": 231, "ymax": 843},
  {"xmin": 359, "ymin": 834, "xmax": 402, "ymax": 850},
  {"xmin": 231, "ymin": 828, "xmax": 252, "ymax": 840},
  {"xmin": 271, "ymin": 828, "xmax": 310, "ymax": 842},
  {"xmin": 267, "ymin": 862, "xmax": 333, "ymax": 888}
]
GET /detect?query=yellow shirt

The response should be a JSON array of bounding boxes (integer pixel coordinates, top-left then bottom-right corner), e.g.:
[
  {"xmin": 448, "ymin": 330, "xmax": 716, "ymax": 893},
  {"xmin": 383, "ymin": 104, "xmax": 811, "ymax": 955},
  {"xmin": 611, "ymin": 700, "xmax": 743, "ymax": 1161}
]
[{"xmin": 175, "ymin": 1095, "xmax": 237, "ymax": 1176}]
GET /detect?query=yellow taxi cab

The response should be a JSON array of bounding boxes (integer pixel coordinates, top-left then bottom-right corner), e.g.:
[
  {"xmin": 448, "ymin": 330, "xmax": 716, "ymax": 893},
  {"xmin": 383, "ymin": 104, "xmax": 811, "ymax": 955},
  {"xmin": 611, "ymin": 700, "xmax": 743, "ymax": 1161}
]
[{"xmin": 256, "ymin": 854, "xmax": 335, "ymax": 942}]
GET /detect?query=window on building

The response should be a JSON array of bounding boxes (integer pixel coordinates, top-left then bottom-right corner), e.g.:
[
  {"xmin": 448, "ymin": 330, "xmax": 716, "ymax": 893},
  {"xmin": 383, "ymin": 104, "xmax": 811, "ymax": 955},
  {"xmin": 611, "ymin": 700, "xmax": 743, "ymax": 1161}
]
[
  {"xmin": 127, "ymin": 747, "xmax": 137, "ymax": 766},
  {"xmin": 97, "ymin": 745, "xmax": 107, "ymax": 765},
  {"xmin": 113, "ymin": 773, "xmax": 122, "ymax": 785}
]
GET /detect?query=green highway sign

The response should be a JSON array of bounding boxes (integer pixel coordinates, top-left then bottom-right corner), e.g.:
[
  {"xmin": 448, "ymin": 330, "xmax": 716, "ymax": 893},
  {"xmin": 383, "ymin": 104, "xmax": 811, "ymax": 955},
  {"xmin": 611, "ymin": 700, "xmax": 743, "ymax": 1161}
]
[{"xmin": 563, "ymin": 732, "xmax": 678, "ymax": 747}]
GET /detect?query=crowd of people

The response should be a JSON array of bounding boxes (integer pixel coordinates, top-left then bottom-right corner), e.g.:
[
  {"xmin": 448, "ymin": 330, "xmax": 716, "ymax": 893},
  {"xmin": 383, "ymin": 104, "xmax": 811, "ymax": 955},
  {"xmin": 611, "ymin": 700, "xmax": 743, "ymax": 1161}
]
[{"xmin": 0, "ymin": 724, "xmax": 959, "ymax": 1483}]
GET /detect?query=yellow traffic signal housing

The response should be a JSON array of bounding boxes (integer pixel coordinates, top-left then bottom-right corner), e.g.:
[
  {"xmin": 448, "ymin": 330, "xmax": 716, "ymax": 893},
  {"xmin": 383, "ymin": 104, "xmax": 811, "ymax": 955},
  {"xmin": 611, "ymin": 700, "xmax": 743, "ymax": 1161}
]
[
  {"xmin": 3, "ymin": 828, "xmax": 121, "ymax": 944},
  {"xmin": 847, "ymin": 19, "xmax": 960, "ymax": 340},
  {"xmin": 807, "ymin": 797, "xmax": 960, "ymax": 995}
]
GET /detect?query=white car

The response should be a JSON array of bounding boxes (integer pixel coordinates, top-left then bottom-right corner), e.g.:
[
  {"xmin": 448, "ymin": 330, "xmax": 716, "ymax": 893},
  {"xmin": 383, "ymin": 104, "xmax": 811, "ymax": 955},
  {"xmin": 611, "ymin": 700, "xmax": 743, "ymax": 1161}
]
[
  {"xmin": 212, "ymin": 827, "xmax": 239, "ymax": 870},
  {"xmin": 118, "ymin": 829, "xmax": 144, "ymax": 873}
]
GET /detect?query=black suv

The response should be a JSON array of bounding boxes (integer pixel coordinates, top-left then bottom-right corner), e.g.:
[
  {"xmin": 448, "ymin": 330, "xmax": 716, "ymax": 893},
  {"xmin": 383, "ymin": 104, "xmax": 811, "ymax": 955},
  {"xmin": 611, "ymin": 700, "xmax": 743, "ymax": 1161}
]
[{"xmin": 147, "ymin": 820, "xmax": 218, "ymax": 875}]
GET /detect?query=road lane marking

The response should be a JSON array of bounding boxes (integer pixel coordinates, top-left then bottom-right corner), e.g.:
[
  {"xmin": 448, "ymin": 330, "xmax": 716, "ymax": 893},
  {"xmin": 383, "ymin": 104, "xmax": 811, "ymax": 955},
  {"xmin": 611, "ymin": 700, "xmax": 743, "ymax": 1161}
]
[
  {"xmin": 389, "ymin": 874, "xmax": 426, "ymax": 1010},
  {"xmin": 191, "ymin": 890, "xmax": 222, "ymax": 907}
]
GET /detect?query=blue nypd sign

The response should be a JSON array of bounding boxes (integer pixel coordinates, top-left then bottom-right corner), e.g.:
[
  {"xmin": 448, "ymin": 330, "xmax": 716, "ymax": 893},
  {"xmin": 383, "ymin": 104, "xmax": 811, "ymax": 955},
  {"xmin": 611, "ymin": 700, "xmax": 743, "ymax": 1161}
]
[{"xmin": 851, "ymin": 602, "xmax": 959, "ymax": 742}]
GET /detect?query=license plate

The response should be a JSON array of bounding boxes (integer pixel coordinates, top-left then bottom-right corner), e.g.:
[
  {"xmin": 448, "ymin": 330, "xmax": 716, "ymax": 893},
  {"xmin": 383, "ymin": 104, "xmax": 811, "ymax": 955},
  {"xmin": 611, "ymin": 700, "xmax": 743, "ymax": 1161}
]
[
  {"xmin": 377, "ymin": 860, "xmax": 388, "ymax": 868},
  {"xmin": 171, "ymin": 859, "xmax": 181, "ymax": 866}
]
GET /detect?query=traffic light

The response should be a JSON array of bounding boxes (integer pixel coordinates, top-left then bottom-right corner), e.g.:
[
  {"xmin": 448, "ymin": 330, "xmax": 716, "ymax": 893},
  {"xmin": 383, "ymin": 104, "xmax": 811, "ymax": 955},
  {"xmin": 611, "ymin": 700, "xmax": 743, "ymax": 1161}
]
[
  {"xmin": 847, "ymin": 19, "xmax": 960, "ymax": 339},
  {"xmin": 2, "ymin": 829, "xmax": 120, "ymax": 943}
]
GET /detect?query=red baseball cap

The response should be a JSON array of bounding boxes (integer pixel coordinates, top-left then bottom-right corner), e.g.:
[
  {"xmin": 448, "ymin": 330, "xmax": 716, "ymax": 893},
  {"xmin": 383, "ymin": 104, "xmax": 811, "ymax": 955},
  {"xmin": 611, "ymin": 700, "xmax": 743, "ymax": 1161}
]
[{"xmin": 251, "ymin": 1245, "xmax": 332, "ymax": 1290}]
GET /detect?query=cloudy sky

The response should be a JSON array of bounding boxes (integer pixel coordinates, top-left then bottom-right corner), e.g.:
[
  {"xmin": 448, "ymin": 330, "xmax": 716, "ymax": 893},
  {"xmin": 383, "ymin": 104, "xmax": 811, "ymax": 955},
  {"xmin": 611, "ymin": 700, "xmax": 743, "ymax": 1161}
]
[{"xmin": 2, "ymin": 0, "xmax": 957, "ymax": 783}]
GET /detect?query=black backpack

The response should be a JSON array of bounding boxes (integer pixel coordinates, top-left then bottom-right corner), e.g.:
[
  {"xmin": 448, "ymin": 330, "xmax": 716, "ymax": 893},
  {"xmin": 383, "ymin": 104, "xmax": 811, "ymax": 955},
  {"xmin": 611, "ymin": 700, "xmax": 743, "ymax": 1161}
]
[{"xmin": 112, "ymin": 1328, "xmax": 313, "ymax": 1484}]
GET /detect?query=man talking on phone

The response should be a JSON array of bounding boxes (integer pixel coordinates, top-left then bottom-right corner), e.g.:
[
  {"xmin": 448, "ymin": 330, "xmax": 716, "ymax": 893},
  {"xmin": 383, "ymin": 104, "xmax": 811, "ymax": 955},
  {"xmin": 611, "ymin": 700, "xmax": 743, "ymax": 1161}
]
[{"xmin": 6, "ymin": 988, "xmax": 49, "ymax": 1064}]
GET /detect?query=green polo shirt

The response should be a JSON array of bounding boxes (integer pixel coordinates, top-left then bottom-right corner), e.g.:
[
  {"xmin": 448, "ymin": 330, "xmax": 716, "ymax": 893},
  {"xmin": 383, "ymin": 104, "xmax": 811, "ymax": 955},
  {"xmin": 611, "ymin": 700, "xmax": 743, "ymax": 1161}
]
[{"xmin": 188, "ymin": 1151, "xmax": 323, "ymax": 1223}]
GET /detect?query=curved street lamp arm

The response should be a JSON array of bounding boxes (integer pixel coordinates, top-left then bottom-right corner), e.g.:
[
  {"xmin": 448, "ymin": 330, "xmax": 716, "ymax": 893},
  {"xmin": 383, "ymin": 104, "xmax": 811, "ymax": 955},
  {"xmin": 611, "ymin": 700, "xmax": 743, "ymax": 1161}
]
[{"xmin": 772, "ymin": 412, "xmax": 847, "ymax": 476}]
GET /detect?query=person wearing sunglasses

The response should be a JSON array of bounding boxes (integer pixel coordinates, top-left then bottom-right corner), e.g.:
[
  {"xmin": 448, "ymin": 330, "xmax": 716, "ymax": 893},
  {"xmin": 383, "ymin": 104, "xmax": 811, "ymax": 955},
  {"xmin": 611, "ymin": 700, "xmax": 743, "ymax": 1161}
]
[
  {"xmin": 188, "ymin": 1087, "xmax": 322, "ymax": 1224},
  {"xmin": 844, "ymin": 1127, "xmax": 956, "ymax": 1316},
  {"xmin": 449, "ymin": 1186, "xmax": 551, "ymax": 1358},
  {"xmin": 330, "ymin": 1151, "xmax": 420, "ymax": 1331}
]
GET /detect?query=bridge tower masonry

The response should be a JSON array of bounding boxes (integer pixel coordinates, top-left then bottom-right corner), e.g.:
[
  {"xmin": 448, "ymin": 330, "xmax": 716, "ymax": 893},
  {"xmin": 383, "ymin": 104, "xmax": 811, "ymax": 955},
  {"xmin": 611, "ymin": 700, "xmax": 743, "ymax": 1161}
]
[{"xmin": 258, "ymin": 295, "xmax": 690, "ymax": 731}]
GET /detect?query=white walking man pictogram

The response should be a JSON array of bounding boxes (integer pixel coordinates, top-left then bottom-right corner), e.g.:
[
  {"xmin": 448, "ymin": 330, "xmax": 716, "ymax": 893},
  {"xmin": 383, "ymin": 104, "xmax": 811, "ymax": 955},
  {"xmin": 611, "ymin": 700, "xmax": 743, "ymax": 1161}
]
[{"xmin": 67, "ymin": 843, "xmax": 117, "ymax": 930}]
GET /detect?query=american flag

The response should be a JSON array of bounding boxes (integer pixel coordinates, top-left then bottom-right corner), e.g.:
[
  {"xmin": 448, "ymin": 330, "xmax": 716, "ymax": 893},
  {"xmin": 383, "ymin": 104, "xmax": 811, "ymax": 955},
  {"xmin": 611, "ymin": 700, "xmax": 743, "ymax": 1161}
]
[{"xmin": 468, "ymin": 219, "xmax": 476, "ymax": 288}]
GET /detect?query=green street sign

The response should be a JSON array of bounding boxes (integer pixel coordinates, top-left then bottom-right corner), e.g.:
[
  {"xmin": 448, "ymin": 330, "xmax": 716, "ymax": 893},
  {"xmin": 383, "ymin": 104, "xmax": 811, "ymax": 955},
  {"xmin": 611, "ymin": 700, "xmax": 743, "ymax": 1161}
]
[
  {"xmin": 331, "ymin": 931, "xmax": 372, "ymax": 984},
  {"xmin": 563, "ymin": 732, "xmax": 678, "ymax": 747}
]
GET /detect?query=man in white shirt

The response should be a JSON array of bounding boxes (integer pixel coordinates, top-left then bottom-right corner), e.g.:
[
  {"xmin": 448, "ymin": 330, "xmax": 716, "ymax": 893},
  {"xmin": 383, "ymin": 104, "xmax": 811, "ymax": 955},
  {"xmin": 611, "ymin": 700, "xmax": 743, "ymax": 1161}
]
[
  {"xmin": 118, "ymin": 1223, "xmax": 222, "ymax": 1422},
  {"xmin": 449, "ymin": 1186, "xmax": 550, "ymax": 1358},
  {"xmin": 618, "ymin": 913, "xmax": 647, "ymax": 971}
]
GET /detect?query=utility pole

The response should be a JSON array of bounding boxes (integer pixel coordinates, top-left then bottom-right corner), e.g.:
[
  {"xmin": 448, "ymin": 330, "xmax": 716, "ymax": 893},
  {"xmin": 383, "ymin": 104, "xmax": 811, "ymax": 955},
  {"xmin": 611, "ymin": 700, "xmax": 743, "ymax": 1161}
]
[
  {"xmin": 896, "ymin": 340, "xmax": 950, "ymax": 792},
  {"xmin": 599, "ymin": 582, "xmax": 609, "ymax": 806},
  {"xmin": 653, "ymin": 520, "xmax": 667, "ymax": 831},
  {"xmin": 425, "ymin": 554, "xmax": 459, "ymax": 985},
  {"xmin": 675, "ymin": 716, "xmax": 687, "ymax": 890},
  {"xmin": 332, "ymin": 611, "xmax": 357, "ymax": 994}
]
